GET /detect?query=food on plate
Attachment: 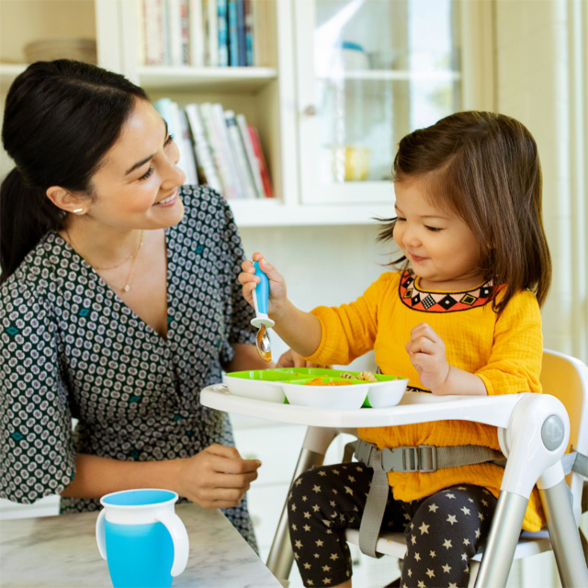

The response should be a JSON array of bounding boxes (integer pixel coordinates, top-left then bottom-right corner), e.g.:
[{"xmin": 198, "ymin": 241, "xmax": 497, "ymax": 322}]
[
  {"xmin": 357, "ymin": 371, "xmax": 378, "ymax": 382},
  {"xmin": 304, "ymin": 378, "xmax": 353, "ymax": 386},
  {"xmin": 339, "ymin": 371, "xmax": 378, "ymax": 382}
]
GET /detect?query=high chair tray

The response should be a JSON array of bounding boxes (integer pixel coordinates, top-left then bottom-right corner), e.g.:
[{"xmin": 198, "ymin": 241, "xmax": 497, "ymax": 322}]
[
  {"xmin": 201, "ymin": 384, "xmax": 524, "ymax": 429},
  {"xmin": 223, "ymin": 367, "xmax": 409, "ymax": 409}
]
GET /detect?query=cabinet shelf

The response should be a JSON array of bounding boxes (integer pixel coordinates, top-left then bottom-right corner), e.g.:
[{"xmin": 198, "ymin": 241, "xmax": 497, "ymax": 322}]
[
  {"xmin": 229, "ymin": 199, "xmax": 392, "ymax": 227},
  {"xmin": 137, "ymin": 66, "xmax": 278, "ymax": 93},
  {"xmin": 318, "ymin": 70, "xmax": 462, "ymax": 82}
]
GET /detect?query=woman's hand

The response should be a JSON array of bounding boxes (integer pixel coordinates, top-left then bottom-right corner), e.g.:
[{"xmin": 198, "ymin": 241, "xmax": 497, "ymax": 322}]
[
  {"xmin": 239, "ymin": 253, "xmax": 288, "ymax": 317},
  {"xmin": 277, "ymin": 348, "xmax": 332, "ymax": 369},
  {"xmin": 176, "ymin": 444, "xmax": 261, "ymax": 509},
  {"xmin": 405, "ymin": 323, "xmax": 450, "ymax": 393}
]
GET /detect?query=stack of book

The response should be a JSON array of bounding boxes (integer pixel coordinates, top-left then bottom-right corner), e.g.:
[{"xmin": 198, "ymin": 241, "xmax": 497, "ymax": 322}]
[
  {"xmin": 141, "ymin": 0, "xmax": 259, "ymax": 67},
  {"xmin": 154, "ymin": 98, "xmax": 274, "ymax": 198}
]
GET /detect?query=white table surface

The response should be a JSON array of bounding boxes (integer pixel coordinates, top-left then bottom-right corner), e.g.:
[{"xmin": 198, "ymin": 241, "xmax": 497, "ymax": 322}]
[{"xmin": 0, "ymin": 502, "xmax": 281, "ymax": 587}]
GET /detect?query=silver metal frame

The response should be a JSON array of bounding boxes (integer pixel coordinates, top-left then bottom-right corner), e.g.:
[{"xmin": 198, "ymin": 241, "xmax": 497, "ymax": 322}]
[{"xmin": 266, "ymin": 437, "xmax": 588, "ymax": 588}]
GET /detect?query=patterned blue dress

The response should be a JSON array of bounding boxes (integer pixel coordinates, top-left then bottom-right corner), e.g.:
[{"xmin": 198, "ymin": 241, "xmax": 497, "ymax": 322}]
[{"xmin": 0, "ymin": 185, "xmax": 258, "ymax": 548}]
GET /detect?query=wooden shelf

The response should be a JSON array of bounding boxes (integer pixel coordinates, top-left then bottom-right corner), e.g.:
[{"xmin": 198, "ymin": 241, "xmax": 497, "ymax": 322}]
[{"xmin": 137, "ymin": 66, "xmax": 278, "ymax": 93}]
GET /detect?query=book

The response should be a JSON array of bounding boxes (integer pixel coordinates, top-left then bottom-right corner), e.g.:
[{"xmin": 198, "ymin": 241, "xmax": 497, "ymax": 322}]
[
  {"xmin": 248, "ymin": 125, "xmax": 274, "ymax": 197},
  {"xmin": 188, "ymin": 0, "xmax": 204, "ymax": 66},
  {"xmin": 225, "ymin": 110, "xmax": 258, "ymax": 199},
  {"xmin": 227, "ymin": 0, "xmax": 239, "ymax": 66},
  {"xmin": 176, "ymin": 107, "xmax": 199, "ymax": 184},
  {"xmin": 236, "ymin": 0, "xmax": 247, "ymax": 66},
  {"xmin": 136, "ymin": 0, "xmax": 146, "ymax": 66},
  {"xmin": 244, "ymin": 0, "xmax": 254, "ymax": 66},
  {"xmin": 204, "ymin": 0, "xmax": 219, "ymax": 66},
  {"xmin": 236, "ymin": 113, "xmax": 264, "ymax": 198},
  {"xmin": 217, "ymin": 0, "xmax": 229, "ymax": 67},
  {"xmin": 179, "ymin": 0, "xmax": 191, "ymax": 64},
  {"xmin": 184, "ymin": 104, "xmax": 223, "ymax": 193},
  {"xmin": 143, "ymin": 0, "xmax": 166, "ymax": 65},
  {"xmin": 167, "ymin": 0, "xmax": 190, "ymax": 66},
  {"xmin": 162, "ymin": 0, "xmax": 172, "ymax": 64},
  {"xmin": 199, "ymin": 102, "xmax": 237, "ymax": 198},
  {"xmin": 211, "ymin": 103, "xmax": 245, "ymax": 197}
]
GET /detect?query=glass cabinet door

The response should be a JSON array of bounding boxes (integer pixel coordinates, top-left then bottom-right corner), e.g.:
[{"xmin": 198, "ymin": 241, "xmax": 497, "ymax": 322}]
[{"xmin": 295, "ymin": 0, "xmax": 462, "ymax": 204}]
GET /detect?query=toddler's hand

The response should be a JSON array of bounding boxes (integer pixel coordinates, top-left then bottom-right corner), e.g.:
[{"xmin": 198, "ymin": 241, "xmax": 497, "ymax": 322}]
[
  {"xmin": 276, "ymin": 348, "xmax": 332, "ymax": 369},
  {"xmin": 405, "ymin": 323, "xmax": 450, "ymax": 393},
  {"xmin": 238, "ymin": 253, "xmax": 288, "ymax": 316}
]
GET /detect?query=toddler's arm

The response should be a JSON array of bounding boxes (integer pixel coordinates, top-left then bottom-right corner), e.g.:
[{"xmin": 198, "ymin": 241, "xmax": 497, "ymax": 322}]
[
  {"xmin": 406, "ymin": 323, "xmax": 487, "ymax": 396},
  {"xmin": 239, "ymin": 253, "xmax": 322, "ymax": 357}
]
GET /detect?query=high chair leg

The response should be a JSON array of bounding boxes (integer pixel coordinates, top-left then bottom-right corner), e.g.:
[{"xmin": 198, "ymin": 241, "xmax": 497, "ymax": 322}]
[
  {"xmin": 539, "ymin": 478, "xmax": 588, "ymax": 587},
  {"xmin": 474, "ymin": 491, "xmax": 529, "ymax": 587},
  {"xmin": 266, "ymin": 427, "xmax": 338, "ymax": 582}
]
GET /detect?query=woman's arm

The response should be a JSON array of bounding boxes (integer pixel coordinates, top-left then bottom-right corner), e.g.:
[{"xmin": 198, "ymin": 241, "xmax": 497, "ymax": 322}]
[
  {"xmin": 224, "ymin": 342, "xmax": 277, "ymax": 371},
  {"xmin": 61, "ymin": 446, "xmax": 261, "ymax": 509}
]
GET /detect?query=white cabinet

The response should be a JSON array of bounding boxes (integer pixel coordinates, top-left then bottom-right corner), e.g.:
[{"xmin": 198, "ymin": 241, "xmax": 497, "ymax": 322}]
[
  {"xmin": 295, "ymin": 0, "xmax": 465, "ymax": 204},
  {"xmin": 1, "ymin": 0, "xmax": 492, "ymax": 225}
]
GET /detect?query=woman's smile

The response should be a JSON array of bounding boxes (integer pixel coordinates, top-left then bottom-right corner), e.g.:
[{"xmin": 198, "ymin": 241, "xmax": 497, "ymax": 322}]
[{"xmin": 154, "ymin": 188, "xmax": 179, "ymax": 207}]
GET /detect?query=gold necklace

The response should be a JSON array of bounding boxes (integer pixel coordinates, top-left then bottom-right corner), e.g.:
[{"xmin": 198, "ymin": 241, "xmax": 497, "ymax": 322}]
[{"xmin": 67, "ymin": 230, "xmax": 145, "ymax": 294}]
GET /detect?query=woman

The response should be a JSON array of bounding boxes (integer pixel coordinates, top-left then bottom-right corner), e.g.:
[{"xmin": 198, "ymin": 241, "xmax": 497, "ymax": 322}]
[{"xmin": 0, "ymin": 60, "xmax": 271, "ymax": 547}]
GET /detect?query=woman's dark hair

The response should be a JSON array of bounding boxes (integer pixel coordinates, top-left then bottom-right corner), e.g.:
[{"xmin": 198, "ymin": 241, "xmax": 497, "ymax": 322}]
[
  {"xmin": 378, "ymin": 111, "xmax": 552, "ymax": 311},
  {"xmin": 0, "ymin": 59, "xmax": 148, "ymax": 284}
]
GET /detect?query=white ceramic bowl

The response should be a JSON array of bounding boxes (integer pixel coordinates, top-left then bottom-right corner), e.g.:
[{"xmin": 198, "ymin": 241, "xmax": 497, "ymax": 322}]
[
  {"xmin": 223, "ymin": 374, "xmax": 285, "ymax": 403},
  {"xmin": 366, "ymin": 378, "xmax": 409, "ymax": 408},
  {"xmin": 281, "ymin": 381, "xmax": 369, "ymax": 410}
]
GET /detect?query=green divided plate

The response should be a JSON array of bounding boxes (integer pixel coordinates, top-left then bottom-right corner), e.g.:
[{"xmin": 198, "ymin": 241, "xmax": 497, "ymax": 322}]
[{"xmin": 223, "ymin": 368, "xmax": 409, "ymax": 408}]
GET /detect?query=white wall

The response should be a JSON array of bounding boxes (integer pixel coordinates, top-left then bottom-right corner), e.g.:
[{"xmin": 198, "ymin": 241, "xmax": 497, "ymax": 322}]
[
  {"xmin": 239, "ymin": 223, "xmax": 395, "ymax": 372},
  {"xmin": 494, "ymin": 0, "xmax": 588, "ymax": 363}
]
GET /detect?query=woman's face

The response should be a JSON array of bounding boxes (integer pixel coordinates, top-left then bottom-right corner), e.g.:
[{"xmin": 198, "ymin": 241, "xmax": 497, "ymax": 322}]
[{"xmin": 82, "ymin": 98, "xmax": 186, "ymax": 231}]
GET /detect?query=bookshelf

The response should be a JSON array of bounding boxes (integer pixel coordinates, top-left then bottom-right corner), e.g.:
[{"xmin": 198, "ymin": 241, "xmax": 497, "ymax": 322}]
[{"xmin": 1, "ymin": 0, "xmax": 493, "ymax": 227}]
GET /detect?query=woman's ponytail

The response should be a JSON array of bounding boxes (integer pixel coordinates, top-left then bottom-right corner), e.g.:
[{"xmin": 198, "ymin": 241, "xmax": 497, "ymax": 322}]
[{"xmin": 0, "ymin": 168, "xmax": 64, "ymax": 283}]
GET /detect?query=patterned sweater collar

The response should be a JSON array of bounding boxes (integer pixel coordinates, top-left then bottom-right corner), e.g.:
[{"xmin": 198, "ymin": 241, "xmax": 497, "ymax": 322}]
[{"xmin": 399, "ymin": 270, "xmax": 504, "ymax": 313}]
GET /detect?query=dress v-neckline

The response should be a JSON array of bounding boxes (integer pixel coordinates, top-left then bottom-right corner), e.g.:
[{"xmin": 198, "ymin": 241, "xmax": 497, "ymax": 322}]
[{"xmin": 53, "ymin": 230, "xmax": 172, "ymax": 344}]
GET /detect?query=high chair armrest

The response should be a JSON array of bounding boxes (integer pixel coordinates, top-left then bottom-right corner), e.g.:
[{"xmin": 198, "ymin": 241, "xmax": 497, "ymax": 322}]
[{"xmin": 499, "ymin": 393, "xmax": 570, "ymax": 497}]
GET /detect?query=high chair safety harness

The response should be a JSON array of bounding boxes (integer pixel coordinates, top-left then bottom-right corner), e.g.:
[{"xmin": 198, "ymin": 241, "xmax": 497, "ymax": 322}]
[{"xmin": 347, "ymin": 438, "xmax": 588, "ymax": 558}]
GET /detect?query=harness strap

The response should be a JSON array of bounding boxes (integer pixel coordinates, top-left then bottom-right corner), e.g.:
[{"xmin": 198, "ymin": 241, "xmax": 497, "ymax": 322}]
[
  {"xmin": 562, "ymin": 450, "xmax": 588, "ymax": 478},
  {"xmin": 349, "ymin": 439, "xmax": 506, "ymax": 557}
]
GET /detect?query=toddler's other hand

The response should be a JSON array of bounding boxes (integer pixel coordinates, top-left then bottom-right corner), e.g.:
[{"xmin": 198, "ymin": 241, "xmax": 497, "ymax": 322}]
[
  {"xmin": 276, "ymin": 348, "xmax": 332, "ymax": 369},
  {"xmin": 405, "ymin": 323, "xmax": 450, "ymax": 393},
  {"xmin": 238, "ymin": 252, "xmax": 288, "ymax": 316}
]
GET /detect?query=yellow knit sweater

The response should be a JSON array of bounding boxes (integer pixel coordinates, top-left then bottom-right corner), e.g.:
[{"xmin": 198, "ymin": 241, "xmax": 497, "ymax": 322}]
[{"xmin": 306, "ymin": 270, "xmax": 545, "ymax": 531}]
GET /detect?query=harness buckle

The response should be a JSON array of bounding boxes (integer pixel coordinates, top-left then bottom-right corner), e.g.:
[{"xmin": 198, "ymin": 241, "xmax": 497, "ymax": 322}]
[
  {"xmin": 402, "ymin": 447, "xmax": 418, "ymax": 472},
  {"xmin": 417, "ymin": 445, "xmax": 438, "ymax": 472}
]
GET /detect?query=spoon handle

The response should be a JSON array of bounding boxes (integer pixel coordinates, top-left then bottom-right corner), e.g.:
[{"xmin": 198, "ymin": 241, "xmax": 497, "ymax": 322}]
[{"xmin": 251, "ymin": 261, "xmax": 275, "ymax": 329}]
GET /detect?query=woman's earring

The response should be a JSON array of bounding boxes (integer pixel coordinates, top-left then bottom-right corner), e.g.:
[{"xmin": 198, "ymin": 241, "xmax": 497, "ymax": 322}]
[{"xmin": 73, "ymin": 208, "xmax": 84, "ymax": 214}]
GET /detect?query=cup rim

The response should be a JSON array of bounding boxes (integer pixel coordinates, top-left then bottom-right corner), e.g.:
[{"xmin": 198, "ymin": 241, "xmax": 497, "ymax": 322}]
[{"xmin": 100, "ymin": 488, "xmax": 179, "ymax": 509}]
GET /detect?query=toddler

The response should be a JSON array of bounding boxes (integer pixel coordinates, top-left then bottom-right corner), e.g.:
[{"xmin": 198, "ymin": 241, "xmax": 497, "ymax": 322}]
[{"xmin": 239, "ymin": 111, "xmax": 552, "ymax": 588}]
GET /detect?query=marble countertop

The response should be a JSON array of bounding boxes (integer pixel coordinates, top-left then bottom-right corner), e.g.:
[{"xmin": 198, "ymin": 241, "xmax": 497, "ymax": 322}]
[{"xmin": 0, "ymin": 503, "xmax": 281, "ymax": 587}]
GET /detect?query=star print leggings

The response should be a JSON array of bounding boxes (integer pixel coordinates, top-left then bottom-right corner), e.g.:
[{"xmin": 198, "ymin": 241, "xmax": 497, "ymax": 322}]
[{"xmin": 288, "ymin": 462, "xmax": 497, "ymax": 588}]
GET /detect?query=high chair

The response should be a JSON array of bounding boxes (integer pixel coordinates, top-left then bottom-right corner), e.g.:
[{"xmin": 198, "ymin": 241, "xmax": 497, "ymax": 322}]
[{"xmin": 201, "ymin": 349, "xmax": 588, "ymax": 587}]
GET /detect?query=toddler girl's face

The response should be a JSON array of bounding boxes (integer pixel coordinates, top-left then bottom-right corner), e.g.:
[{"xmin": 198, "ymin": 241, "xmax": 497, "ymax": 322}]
[{"xmin": 393, "ymin": 177, "xmax": 484, "ymax": 291}]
